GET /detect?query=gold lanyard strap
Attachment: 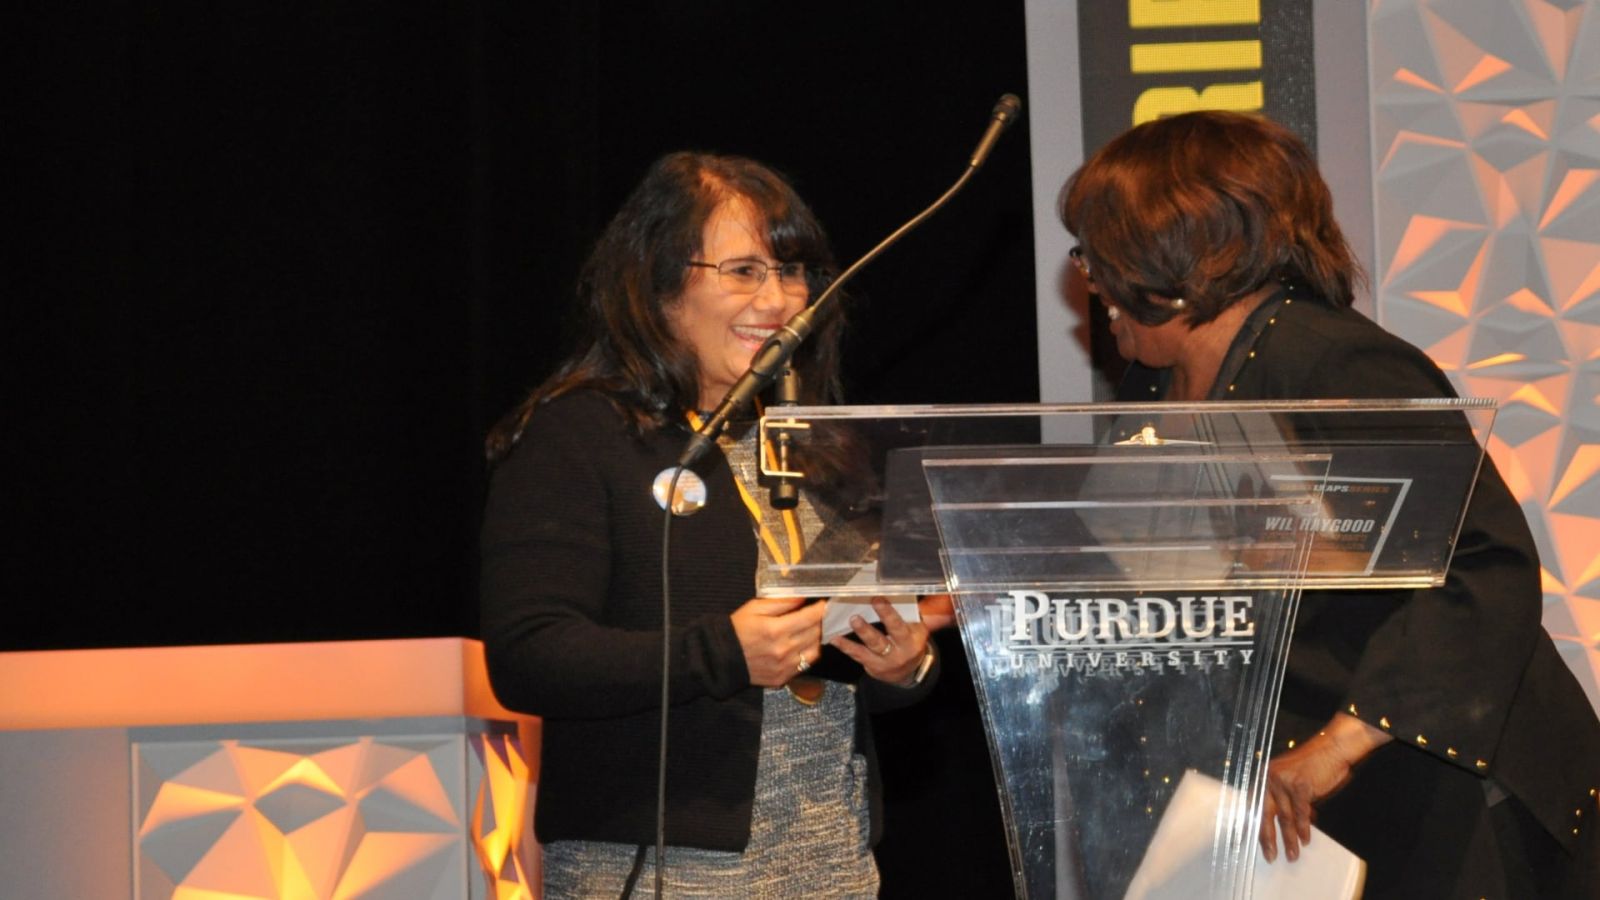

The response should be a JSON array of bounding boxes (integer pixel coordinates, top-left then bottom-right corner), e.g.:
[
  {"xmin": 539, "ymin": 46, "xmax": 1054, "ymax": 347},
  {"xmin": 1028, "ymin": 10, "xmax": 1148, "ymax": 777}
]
[{"xmin": 685, "ymin": 408, "xmax": 804, "ymax": 566}]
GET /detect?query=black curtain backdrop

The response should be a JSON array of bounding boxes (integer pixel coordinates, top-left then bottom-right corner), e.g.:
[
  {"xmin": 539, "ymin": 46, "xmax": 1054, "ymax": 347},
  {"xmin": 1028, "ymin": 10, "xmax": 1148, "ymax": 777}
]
[{"xmin": 15, "ymin": 2, "xmax": 1035, "ymax": 894}]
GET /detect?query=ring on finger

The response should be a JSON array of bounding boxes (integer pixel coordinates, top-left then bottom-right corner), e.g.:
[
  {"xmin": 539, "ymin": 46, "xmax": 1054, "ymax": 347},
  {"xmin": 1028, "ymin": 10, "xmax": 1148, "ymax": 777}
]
[
  {"xmin": 797, "ymin": 656, "xmax": 811, "ymax": 673},
  {"xmin": 878, "ymin": 640, "xmax": 894, "ymax": 657}
]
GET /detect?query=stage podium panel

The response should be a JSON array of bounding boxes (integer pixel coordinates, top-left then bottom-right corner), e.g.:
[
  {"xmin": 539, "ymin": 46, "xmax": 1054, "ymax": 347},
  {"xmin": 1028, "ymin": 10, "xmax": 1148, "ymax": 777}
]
[
  {"xmin": 759, "ymin": 400, "xmax": 1490, "ymax": 900},
  {"xmin": 0, "ymin": 638, "xmax": 538, "ymax": 900}
]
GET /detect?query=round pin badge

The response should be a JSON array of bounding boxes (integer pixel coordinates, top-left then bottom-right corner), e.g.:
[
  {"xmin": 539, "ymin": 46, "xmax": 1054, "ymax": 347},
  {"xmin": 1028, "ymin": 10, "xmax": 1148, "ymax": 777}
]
[{"xmin": 652, "ymin": 466, "xmax": 707, "ymax": 516}]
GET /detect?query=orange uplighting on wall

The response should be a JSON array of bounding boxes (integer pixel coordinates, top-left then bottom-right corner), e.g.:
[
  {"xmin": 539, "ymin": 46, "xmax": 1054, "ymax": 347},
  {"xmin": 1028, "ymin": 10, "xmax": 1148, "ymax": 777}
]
[
  {"xmin": 1371, "ymin": 0, "xmax": 1600, "ymax": 712},
  {"xmin": 474, "ymin": 732, "xmax": 538, "ymax": 900}
]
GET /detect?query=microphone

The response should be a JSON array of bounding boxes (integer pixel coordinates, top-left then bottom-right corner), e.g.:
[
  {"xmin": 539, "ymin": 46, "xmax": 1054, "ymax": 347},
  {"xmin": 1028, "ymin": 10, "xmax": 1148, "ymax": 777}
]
[
  {"xmin": 677, "ymin": 92, "xmax": 1024, "ymax": 469},
  {"xmin": 970, "ymin": 93, "xmax": 1023, "ymax": 169}
]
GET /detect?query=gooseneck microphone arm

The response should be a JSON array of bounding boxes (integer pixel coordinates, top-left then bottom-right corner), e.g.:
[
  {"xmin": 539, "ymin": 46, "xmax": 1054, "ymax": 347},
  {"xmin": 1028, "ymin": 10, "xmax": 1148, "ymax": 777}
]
[{"xmin": 675, "ymin": 93, "xmax": 1023, "ymax": 469}]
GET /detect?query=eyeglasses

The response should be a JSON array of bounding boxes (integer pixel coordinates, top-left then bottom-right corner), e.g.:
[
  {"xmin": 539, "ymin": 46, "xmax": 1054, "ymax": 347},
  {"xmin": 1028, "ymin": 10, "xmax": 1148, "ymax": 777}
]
[
  {"xmin": 1069, "ymin": 245, "xmax": 1092, "ymax": 279},
  {"xmin": 687, "ymin": 258, "xmax": 810, "ymax": 295}
]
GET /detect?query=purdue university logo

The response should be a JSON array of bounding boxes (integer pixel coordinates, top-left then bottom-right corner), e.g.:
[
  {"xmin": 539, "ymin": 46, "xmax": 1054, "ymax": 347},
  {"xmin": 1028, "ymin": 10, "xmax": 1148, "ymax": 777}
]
[{"xmin": 981, "ymin": 590, "xmax": 1260, "ymax": 677}]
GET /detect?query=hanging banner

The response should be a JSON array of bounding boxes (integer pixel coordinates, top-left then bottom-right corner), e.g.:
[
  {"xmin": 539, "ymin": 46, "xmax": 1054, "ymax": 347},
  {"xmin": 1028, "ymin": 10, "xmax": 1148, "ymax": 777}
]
[{"xmin": 1077, "ymin": 0, "xmax": 1317, "ymax": 155}]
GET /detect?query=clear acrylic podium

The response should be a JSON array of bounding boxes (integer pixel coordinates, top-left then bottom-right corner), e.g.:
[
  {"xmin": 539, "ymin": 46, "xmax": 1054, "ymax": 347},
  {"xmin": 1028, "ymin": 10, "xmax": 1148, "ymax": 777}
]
[{"xmin": 757, "ymin": 400, "xmax": 1492, "ymax": 900}]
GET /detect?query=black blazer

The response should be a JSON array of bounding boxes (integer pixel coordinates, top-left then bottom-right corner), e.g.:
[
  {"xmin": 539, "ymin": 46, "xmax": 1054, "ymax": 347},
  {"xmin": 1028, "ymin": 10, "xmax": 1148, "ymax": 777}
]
[{"xmin": 1119, "ymin": 288, "xmax": 1600, "ymax": 861}]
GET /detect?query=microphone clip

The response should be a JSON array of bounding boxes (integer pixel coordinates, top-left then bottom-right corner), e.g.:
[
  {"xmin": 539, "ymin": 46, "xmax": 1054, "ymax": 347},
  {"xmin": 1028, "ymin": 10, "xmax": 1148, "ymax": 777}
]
[{"xmin": 766, "ymin": 366, "xmax": 803, "ymax": 510}]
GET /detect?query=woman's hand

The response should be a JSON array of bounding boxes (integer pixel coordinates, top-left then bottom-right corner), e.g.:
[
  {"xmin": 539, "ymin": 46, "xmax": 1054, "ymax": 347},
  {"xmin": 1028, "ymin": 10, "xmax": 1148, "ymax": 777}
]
[
  {"xmin": 731, "ymin": 597, "xmax": 827, "ymax": 688},
  {"xmin": 829, "ymin": 596, "xmax": 931, "ymax": 686},
  {"xmin": 1260, "ymin": 712, "xmax": 1391, "ymax": 863}
]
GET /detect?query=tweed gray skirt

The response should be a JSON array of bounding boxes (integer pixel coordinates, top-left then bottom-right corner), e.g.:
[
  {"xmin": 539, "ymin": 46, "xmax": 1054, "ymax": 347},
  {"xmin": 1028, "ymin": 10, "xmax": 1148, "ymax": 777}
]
[{"xmin": 540, "ymin": 680, "xmax": 878, "ymax": 898}]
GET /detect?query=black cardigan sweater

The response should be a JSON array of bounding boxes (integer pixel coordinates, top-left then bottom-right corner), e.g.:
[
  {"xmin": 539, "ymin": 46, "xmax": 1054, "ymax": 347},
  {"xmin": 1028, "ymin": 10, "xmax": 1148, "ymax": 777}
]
[{"xmin": 479, "ymin": 389, "xmax": 935, "ymax": 851}]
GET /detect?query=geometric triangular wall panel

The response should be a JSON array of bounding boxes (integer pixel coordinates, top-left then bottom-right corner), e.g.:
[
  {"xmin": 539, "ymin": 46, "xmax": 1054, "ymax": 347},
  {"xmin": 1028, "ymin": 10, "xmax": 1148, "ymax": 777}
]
[
  {"xmin": 134, "ymin": 727, "xmax": 534, "ymax": 900},
  {"xmin": 1371, "ymin": 0, "xmax": 1600, "ymax": 713}
]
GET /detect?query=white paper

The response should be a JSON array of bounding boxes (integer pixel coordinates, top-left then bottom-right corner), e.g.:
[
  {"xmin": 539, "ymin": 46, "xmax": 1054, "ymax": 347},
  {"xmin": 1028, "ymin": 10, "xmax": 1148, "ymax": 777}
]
[
  {"xmin": 1124, "ymin": 770, "xmax": 1365, "ymax": 900},
  {"xmin": 821, "ymin": 595, "xmax": 920, "ymax": 642}
]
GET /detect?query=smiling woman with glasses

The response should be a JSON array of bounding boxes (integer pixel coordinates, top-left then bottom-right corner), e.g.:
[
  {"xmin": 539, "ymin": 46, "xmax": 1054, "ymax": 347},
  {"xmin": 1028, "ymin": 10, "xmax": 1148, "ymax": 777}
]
[{"xmin": 479, "ymin": 151, "xmax": 937, "ymax": 898}]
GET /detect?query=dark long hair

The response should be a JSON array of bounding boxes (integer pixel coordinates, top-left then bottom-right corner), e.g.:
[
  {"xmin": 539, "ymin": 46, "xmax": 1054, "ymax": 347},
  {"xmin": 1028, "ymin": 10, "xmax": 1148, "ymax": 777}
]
[
  {"xmin": 486, "ymin": 151, "xmax": 846, "ymax": 462},
  {"xmin": 1059, "ymin": 111, "xmax": 1363, "ymax": 326}
]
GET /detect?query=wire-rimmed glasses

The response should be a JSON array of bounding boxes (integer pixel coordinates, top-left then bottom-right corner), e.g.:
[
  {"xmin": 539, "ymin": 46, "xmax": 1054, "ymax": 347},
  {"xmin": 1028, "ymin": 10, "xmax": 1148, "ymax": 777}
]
[{"xmin": 687, "ymin": 258, "xmax": 810, "ymax": 295}]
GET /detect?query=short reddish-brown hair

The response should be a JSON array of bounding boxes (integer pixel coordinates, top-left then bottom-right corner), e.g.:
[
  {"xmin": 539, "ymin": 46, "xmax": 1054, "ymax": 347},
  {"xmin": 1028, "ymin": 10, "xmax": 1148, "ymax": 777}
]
[{"xmin": 1059, "ymin": 111, "xmax": 1361, "ymax": 327}]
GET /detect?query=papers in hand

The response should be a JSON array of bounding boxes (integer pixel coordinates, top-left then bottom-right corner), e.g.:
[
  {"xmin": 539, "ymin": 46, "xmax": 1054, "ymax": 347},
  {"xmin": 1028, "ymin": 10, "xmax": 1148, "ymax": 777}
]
[
  {"xmin": 821, "ymin": 595, "xmax": 920, "ymax": 642},
  {"xmin": 1124, "ymin": 770, "xmax": 1365, "ymax": 900}
]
